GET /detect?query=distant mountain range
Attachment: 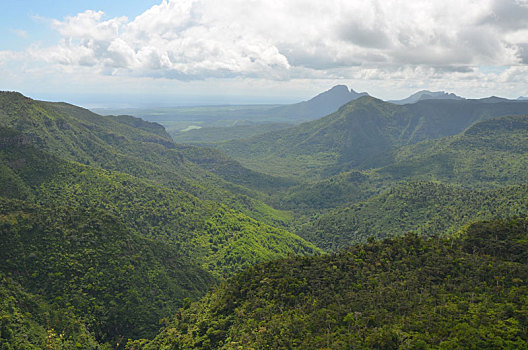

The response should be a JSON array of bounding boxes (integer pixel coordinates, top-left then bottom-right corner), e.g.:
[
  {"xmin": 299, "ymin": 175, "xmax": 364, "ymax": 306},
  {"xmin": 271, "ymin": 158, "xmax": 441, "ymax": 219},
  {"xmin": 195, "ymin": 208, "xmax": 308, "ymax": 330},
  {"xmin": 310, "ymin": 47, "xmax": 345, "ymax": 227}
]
[{"xmin": 389, "ymin": 90, "xmax": 464, "ymax": 104}]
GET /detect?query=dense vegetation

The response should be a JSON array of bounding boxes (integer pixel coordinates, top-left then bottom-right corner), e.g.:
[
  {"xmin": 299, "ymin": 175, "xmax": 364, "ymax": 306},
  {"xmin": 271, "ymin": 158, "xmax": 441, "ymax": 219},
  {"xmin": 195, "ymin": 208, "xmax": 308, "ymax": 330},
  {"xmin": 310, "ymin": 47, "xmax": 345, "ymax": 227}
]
[
  {"xmin": 0, "ymin": 198, "xmax": 214, "ymax": 344},
  {"xmin": 0, "ymin": 271, "xmax": 102, "ymax": 349},
  {"xmin": 0, "ymin": 92, "xmax": 294, "ymax": 227},
  {"xmin": 139, "ymin": 218, "xmax": 528, "ymax": 349},
  {"xmin": 272, "ymin": 114, "xmax": 528, "ymax": 215}
]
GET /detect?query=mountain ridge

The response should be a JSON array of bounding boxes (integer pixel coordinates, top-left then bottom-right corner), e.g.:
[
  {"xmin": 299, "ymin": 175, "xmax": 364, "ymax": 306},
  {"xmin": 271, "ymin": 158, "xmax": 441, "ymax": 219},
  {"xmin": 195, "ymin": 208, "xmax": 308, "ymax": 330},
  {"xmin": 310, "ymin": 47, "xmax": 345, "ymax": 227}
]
[{"xmin": 215, "ymin": 96, "xmax": 528, "ymax": 178}]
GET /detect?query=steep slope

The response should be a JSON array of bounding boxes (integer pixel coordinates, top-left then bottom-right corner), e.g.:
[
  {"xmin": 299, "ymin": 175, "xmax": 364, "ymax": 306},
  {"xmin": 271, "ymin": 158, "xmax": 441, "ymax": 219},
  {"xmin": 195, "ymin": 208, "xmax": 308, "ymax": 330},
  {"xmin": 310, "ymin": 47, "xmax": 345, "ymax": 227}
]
[
  {"xmin": 0, "ymin": 125, "xmax": 319, "ymax": 343},
  {"xmin": 141, "ymin": 218, "xmax": 528, "ymax": 349},
  {"xmin": 297, "ymin": 181, "xmax": 528, "ymax": 251},
  {"xmin": 377, "ymin": 114, "xmax": 528, "ymax": 187},
  {"xmin": 0, "ymin": 136, "xmax": 319, "ymax": 277},
  {"xmin": 178, "ymin": 145, "xmax": 298, "ymax": 193},
  {"xmin": 216, "ymin": 97, "xmax": 528, "ymax": 178}
]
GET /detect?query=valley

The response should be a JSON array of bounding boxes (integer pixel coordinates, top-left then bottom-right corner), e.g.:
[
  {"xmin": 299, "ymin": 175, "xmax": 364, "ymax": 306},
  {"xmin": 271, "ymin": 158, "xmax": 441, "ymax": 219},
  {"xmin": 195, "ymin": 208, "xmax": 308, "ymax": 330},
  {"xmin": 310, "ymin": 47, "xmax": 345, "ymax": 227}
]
[{"xmin": 2, "ymin": 87, "xmax": 528, "ymax": 349}]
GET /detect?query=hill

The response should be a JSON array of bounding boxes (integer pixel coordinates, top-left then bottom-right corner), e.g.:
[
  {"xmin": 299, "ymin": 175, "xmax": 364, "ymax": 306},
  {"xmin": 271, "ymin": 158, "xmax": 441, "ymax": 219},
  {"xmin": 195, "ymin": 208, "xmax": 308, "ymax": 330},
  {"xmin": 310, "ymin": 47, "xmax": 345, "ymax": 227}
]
[
  {"xmin": 278, "ymin": 114, "xmax": 528, "ymax": 213},
  {"xmin": 0, "ymin": 198, "xmax": 215, "ymax": 344},
  {"xmin": 216, "ymin": 97, "xmax": 528, "ymax": 179},
  {"xmin": 0, "ymin": 132, "xmax": 319, "ymax": 276},
  {"xmin": 296, "ymin": 181, "xmax": 528, "ymax": 251},
  {"xmin": 0, "ymin": 91, "xmax": 296, "ymax": 227},
  {"xmin": 0, "ymin": 271, "xmax": 102, "ymax": 349},
  {"xmin": 139, "ymin": 218, "xmax": 528, "ymax": 349},
  {"xmin": 376, "ymin": 114, "xmax": 528, "ymax": 187}
]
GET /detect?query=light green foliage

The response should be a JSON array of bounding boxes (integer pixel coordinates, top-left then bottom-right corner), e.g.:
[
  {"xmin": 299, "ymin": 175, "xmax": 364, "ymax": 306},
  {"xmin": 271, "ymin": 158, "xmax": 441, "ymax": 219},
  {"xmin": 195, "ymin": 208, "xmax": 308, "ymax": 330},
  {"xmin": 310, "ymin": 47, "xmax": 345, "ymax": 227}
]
[
  {"xmin": 4, "ymin": 90, "xmax": 528, "ymax": 349},
  {"xmin": 274, "ymin": 114, "xmax": 528, "ymax": 215},
  {"xmin": 378, "ymin": 114, "xmax": 528, "ymax": 187},
  {"xmin": 0, "ymin": 141, "xmax": 318, "ymax": 277},
  {"xmin": 0, "ymin": 92, "xmax": 294, "ymax": 229},
  {"xmin": 0, "ymin": 93, "xmax": 319, "ymax": 346}
]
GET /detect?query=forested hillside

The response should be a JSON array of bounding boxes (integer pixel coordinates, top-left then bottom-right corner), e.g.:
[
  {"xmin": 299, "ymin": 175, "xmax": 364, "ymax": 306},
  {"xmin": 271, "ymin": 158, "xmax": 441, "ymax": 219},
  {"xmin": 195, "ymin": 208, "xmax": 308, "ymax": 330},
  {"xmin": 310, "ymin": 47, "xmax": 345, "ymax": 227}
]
[
  {"xmin": 0, "ymin": 93, "xmax": 320, "ymax": 347},
  {"xmin": 0, "ymin": 198, "xmax": 214, "ymax": 343},
  {"xmin": 296, "ymin": 181, "xmax": 528, "ymax": 250},
  {"xmin": 275, "ymin": 114, "xmax": 528, "ymax": 214},
  {"xmin": 139, "ymin": 218, "xmax": 528, "ymax": 349},
  {"xmin": 0, "ymin": 92, "xmax": 294, "ymax": 227}
]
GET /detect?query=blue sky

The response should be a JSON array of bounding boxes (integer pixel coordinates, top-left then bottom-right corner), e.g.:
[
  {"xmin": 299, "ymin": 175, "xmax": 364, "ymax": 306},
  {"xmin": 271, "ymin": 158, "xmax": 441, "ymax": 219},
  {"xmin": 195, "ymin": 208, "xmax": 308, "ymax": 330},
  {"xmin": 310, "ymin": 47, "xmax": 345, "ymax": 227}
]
[
  {"xmin": 2, "ymin": 1, "xmax": 160, "ymax": 49},
  {"xmin": 2, "ymin": 0, "xmax": 528, "ymax": 108}
]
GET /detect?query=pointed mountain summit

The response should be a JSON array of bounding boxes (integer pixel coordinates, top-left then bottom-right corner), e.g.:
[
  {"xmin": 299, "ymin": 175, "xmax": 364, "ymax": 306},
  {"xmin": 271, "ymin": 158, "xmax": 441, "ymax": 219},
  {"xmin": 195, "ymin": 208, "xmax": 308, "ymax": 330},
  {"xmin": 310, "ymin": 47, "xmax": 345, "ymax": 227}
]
[
  {"xmin": 389, "ymin": 90, "xmax": 464, "ymax": 105},
  {"xmin": 267, "ymin": 85, "xmax": 369, "ymax": 121},
  {"xmin": 306, "ymin": 85, "xmax": 368, "ymax": 107}
]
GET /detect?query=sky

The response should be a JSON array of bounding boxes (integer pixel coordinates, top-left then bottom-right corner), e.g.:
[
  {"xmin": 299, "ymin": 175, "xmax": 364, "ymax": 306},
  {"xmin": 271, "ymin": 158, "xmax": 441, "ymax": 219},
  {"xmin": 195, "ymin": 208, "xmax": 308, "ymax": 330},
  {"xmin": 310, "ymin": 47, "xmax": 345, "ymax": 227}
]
[{"xmin": 2, "ymin": 0, "xmax": 528, "ymax": 107}]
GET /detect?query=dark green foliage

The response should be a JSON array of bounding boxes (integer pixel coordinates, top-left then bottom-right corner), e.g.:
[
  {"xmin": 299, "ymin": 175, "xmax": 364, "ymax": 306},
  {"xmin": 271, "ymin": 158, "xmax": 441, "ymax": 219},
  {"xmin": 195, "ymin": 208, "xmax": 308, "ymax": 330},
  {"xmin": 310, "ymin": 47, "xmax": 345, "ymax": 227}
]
[
  {"xmin": 273, "ymin": 114, "xmax": 528, "ymax": 214},
  {"xmin": 141, "ymin": 219, "xmax": 528, "ymax": 349},
  {"xmin": 178, "ymin": 145, "xmax": 297, "ymax": 194},
  {"xmin": 0, "ymin": 141, "xmax": 318, "ymax": 277},
  {"xmin": 0, "ymin": 272, "xmax": 103, "ymax": 349},
  {"xmin": 297, "ymin": 181, "xmax": 528, "ymax": 251},
  {"xmin": 277, "ymin": 169, "xmax": 375, "ymax": 211},
  {"xmin": 0, "ymin": 198, "xmax": 215, "ymax": 343},
  {"xmin": 5, "ymin": 90, "xmax": 528, "ymax": 349},
  {"xmin": 377, "ymin": 115, "xmax": 528, "ymax": 188}
]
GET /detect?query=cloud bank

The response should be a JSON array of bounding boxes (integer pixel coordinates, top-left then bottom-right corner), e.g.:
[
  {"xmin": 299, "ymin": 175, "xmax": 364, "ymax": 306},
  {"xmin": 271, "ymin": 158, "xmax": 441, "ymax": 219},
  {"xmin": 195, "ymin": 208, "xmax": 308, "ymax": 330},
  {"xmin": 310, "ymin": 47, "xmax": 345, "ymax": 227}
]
[{"xmin": 24, "ymin": 0, "xmax": 528, "ymax": 81}]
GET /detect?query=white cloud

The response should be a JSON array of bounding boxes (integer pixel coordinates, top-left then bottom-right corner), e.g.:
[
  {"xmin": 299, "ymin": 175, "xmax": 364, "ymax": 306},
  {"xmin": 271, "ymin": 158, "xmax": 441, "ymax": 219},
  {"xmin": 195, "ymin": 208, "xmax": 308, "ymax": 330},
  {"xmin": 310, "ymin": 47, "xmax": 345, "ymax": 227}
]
[
  {"xmin": 25, "ymin": 0, "xmax": 528, "ymax": 80},
  {"xmin": 3, "ymin": 0, "xmax": 528, "ymax": 100}
]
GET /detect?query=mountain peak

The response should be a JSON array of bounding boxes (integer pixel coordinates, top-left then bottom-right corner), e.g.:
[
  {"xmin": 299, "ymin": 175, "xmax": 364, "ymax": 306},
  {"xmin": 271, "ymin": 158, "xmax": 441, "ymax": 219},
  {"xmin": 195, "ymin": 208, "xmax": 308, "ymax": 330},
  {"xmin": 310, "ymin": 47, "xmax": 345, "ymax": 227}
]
[
  {"xmin": 327, "ymin": 84, "xmax": 350, "ymax": 93},
  {"xmin": 309, "ymin": 85, "xmax": 369, "ymax": 102},
  {"xmin": 268, "ymin": 85, "xmax": 369, "ymax": 122}
]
